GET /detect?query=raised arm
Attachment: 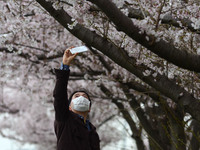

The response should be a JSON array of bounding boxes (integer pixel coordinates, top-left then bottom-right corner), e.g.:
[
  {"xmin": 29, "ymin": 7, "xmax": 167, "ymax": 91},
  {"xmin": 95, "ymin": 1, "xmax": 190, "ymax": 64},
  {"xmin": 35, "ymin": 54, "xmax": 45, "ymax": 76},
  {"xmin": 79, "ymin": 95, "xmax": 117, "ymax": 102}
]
[{"xmin": 53, "ymin": 47, "xmax": 78, "ymax": 121}]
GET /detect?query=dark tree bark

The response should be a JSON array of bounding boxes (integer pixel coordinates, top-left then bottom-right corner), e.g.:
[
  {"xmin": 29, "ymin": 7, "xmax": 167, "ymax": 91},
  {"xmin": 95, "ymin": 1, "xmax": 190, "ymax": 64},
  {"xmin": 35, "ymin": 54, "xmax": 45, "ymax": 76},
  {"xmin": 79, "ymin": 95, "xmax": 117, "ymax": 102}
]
[
  {"xmin": 127, "ymin": 8, "xmax": 200, "ymax": 33},
  {"xmin": 189, "ymin": 120, "xmax": 200, "ymax": 150}
]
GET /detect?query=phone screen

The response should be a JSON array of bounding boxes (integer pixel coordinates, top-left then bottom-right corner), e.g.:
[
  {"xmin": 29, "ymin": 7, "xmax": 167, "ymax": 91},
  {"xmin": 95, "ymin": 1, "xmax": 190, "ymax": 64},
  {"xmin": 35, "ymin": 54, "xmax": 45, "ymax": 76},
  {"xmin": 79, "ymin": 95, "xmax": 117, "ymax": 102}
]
[{"xmin": 70, "ymin": 46, "xmax": 88, "ymax": 54}]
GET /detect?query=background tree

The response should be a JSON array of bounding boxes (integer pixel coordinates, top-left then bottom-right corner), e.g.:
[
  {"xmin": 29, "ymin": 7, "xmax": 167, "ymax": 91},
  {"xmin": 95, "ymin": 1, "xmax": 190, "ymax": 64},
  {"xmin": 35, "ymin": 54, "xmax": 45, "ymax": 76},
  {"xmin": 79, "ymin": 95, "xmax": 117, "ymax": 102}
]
[{"xmin": 0, "ymin": 0, "xmax": 200, "ymax": 150}]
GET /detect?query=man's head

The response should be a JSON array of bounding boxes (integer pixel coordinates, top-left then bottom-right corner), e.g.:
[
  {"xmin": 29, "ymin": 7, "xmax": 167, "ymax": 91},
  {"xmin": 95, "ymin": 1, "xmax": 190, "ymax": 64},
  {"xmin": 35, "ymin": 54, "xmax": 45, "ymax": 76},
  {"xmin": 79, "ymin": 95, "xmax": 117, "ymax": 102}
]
[{"xmin": 69, "ymin": 90, "xmax": 92, "ymax": 113}]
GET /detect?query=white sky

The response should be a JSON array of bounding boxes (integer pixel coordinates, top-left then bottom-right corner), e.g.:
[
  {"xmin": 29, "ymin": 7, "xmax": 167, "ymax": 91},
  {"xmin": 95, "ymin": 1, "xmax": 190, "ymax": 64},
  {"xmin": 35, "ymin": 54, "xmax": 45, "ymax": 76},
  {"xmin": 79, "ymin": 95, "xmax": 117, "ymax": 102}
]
[{"xmin": 0, "ymin": 136, "xmax": 35, "ymax": 150}]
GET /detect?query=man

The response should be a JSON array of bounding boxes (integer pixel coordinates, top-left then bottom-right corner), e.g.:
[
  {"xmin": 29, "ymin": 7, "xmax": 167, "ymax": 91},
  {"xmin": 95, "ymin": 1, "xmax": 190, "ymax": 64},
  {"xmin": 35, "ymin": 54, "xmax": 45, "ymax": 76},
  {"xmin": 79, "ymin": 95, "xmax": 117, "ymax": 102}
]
[{"xmin": 53, "ymin": 47, "xmax": 100, "ymax": 150}]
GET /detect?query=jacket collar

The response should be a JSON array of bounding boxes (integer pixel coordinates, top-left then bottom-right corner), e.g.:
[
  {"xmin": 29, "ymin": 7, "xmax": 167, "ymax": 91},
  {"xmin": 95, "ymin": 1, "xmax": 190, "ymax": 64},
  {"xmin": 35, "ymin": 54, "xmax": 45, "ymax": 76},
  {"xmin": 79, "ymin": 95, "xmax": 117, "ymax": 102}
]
[{"xmin": 70, "ymin": 111, "xmax": 96, "ymax": 130}]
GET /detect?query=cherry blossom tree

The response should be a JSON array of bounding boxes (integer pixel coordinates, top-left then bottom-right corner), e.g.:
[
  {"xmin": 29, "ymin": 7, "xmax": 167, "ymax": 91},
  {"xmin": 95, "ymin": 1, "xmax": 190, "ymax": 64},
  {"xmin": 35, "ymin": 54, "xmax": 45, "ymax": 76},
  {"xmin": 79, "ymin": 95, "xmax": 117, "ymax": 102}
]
[{"xmin": 0, "ymin": 0, "xmax": 200, "ymax": 150}]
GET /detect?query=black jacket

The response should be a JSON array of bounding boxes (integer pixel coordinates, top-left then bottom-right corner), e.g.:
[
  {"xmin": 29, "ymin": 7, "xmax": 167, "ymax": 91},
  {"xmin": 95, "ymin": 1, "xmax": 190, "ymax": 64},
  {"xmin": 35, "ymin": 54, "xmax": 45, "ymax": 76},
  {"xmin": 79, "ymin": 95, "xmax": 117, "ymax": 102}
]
[{"xmin": 53, "ymin": 69, "xmax": 100, "ymax": 150}]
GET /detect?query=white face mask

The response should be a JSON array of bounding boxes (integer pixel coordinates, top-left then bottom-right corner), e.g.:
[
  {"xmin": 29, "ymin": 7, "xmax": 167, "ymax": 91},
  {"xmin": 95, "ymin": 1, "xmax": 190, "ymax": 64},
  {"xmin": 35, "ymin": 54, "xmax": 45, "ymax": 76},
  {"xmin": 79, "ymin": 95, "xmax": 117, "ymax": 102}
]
[{"xmin": 71, "ymin": 96, "xmax": 90, "ymax": 112}]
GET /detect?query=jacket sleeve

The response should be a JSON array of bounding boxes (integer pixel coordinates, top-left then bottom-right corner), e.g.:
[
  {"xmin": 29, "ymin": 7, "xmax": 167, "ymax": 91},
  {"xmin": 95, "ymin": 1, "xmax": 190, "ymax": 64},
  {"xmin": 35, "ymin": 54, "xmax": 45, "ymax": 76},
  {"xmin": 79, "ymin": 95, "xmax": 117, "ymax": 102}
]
[{"xmin": 53, "ymin": 69, "xmax": 70, "ymax": 121}]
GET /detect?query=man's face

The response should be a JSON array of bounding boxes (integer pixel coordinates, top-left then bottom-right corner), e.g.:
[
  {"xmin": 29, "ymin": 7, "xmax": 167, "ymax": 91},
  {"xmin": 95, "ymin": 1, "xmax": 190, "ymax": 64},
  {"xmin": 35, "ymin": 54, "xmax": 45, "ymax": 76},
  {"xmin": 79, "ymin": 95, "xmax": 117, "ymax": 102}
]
[{"xmin": 69, "ymin": 92, "xmax": 90, "ymax": 112}]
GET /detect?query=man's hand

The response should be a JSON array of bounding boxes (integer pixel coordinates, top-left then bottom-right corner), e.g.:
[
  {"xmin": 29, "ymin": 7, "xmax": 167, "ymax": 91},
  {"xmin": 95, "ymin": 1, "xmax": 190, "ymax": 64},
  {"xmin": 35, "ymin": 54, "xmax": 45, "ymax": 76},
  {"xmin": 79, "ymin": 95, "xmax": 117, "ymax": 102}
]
[{"xmin": 62, "ymin": 47, "xmax": 78, "ymax": 66}]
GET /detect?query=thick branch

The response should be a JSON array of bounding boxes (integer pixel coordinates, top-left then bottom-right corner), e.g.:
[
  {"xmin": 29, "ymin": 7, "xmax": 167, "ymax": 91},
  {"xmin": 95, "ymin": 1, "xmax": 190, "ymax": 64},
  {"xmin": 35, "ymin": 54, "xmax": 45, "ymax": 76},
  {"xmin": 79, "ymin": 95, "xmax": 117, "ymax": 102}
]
[
  {"xmin": 88, "ymin": 0, "xmax": 200, "ymax": 72},
  {"xmin": 128, "ymin": 8, "xmax": 200, "ymax": 33}
]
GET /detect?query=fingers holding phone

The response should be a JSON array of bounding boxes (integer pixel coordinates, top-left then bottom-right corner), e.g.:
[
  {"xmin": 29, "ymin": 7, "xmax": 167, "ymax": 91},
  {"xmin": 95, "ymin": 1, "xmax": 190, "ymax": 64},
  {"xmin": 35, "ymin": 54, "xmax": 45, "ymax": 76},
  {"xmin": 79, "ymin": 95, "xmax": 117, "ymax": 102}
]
[{"xmin": 63, "ymin": 47, "xmax": 78, "ymax": 65}]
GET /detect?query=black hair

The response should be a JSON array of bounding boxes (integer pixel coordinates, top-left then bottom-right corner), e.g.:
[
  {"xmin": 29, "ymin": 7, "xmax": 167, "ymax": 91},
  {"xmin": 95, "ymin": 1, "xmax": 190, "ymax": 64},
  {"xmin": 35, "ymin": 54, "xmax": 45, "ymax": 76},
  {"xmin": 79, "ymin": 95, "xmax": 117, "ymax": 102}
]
[{"xmin": 68, "ymin": 90, "xmax": 92, "ymax": 107}]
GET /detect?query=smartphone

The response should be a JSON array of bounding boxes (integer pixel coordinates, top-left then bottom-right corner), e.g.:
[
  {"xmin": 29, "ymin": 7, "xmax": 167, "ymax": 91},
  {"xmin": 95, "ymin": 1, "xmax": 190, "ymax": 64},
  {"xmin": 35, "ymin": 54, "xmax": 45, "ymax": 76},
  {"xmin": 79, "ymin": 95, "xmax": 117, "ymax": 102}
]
[{"xmin": 70, "ymin": 46, "xmax": 89, "ymax": 54}]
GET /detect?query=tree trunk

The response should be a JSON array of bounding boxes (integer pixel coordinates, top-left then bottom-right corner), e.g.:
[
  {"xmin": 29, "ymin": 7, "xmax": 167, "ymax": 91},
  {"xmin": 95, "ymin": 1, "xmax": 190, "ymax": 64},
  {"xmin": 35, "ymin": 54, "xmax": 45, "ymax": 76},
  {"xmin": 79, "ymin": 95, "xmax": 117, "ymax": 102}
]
[{"xmin": 189, "ymin": 120, "xmax": 200, "ymax": 150}]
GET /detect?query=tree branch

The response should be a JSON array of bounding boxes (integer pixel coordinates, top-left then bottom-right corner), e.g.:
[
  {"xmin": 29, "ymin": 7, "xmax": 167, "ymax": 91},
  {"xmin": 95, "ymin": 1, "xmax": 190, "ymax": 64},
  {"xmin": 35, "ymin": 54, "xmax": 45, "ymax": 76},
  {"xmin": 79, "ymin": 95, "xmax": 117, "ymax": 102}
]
[
  {"xmin": 88, "ymin": 0, "xmax": 200, "ymax": 72},
  {"xmin": 128, "ymin": 8, "xmax": 200, "ymax": 33},
  {"xmin": 0, "ymin": 104, "xmax": 19, "ymax": 114},
  {"xmin": 12, "ymin": 42, "xmax": 49, "ymax": 52},
  {"xmin": 99, "ymin": 83, "xmax": 146, "ymax": 150},
  {"xmin": 189, "ymin": 119, "xmax": 200, "ymax": 150},
  {"xmin": 0, "ymin": 46, "xmax": 61, "ymax": 63},
  {"xmin": 87, "ymin": 45, "xmax": 114, "ymax": 72},
  {"xmin": 124, "ymin": 81, "xmax": 167, "ymax": 103},
  {"xmin": 0, "ymin": 47, "xmax": 30, "ymax": 60},
  {"xmin": 96, "ymin": 114, "xmax": 116, "ymax": 129}
]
